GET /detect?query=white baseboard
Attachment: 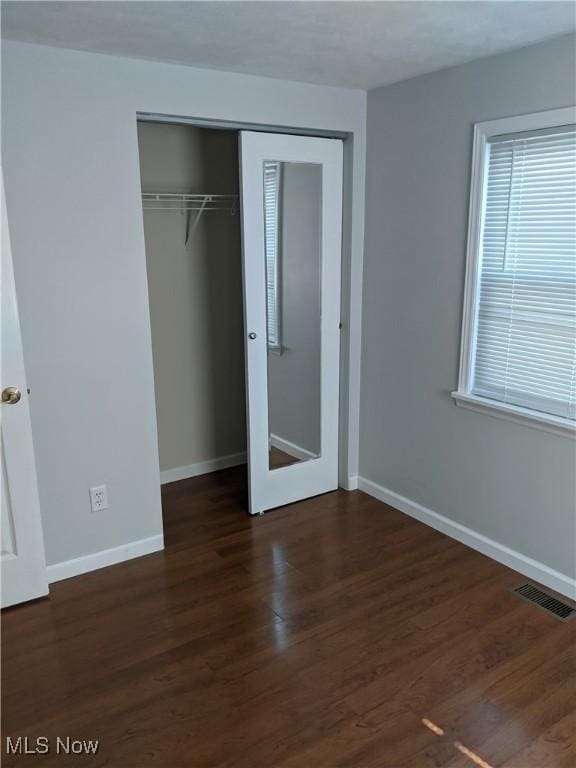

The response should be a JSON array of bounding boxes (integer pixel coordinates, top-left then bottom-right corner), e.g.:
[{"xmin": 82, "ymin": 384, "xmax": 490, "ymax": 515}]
[
  {"xmin": 342, "ymin": 475, "xmax": 359, "ymax": 491},
  {"xmin": 160, "ymin": 452, "xmax": 247, "ymax": 485},
  {"xmin": 270, "ymin": 434, "xmax": 317, "ymax": 462},
  {"xmin": 358, "ymin": 476, "xmax": 575, "ymax": 600},
  {"xmin": 46, "ymin": 534, "xmax": 164, "ymax": 584}
]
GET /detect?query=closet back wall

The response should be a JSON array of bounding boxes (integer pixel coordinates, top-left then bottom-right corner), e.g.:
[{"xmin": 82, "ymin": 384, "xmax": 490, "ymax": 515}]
[{"xmin": 138, "ymin": 124, "xmax": 246, "ymax": 476}]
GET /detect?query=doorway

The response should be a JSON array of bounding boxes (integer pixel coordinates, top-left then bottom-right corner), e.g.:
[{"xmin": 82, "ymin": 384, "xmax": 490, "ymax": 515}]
[{"xmin": 137, "ymin": 119, "xmax": 343, "ymax": 543}]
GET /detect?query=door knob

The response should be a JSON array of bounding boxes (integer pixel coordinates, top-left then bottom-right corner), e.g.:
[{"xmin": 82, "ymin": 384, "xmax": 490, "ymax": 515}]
[
  {"xmin": 248, "ymin": 332, "xmax": 257, "ymax": 340},
  {"xmin": 1, "ymin": 387, "xmax": 21, "ymax": 405}
]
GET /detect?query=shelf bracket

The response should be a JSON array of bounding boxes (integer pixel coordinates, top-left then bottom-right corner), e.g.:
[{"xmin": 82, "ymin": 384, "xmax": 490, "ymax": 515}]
[{"xmin": 185, "ymin": 196, "xmax": 211, "ymax": 245}]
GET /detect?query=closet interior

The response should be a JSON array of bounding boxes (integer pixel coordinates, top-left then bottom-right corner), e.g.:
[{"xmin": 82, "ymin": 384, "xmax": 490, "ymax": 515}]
[{"xmin": 138, "ymin": 122, "xmax": 247, "ymax": 509}]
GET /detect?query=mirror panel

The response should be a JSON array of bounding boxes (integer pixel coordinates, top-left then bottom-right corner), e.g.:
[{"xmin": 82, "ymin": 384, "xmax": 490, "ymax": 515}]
[{"xmin": 263, "ymin": 161, "xmax": 322, "ymax": 471}]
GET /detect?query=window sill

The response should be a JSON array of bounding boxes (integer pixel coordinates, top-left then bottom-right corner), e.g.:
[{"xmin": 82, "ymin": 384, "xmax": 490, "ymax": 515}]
[{"xmin": 451, "ymin": 392, "xmax": 575, "ymax": 439}]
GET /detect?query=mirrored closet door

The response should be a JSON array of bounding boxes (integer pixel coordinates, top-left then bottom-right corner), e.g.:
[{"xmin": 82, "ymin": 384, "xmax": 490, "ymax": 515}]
[{"xmin": 239, "ymin": 131, "xmax": 343, "ymax": 514}]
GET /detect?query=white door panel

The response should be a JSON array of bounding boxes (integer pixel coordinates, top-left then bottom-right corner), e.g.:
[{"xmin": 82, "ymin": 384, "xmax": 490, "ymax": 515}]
[
  {"xmin": 1, "ymin": 172, "xmax": 48, "ymax": 608},
  {"xmin": 1, "ymin": 441, "xmax": 17, "ymax": 558},
  {"xmin": 239, "ymin": 132, "xmax": 343, "ymax": 514}
]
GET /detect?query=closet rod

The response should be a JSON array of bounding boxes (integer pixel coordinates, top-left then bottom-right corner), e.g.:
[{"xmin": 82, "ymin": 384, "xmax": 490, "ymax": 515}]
[
  {"xmin": 142, "ymin": 192, "xmax": 238, "ymax": 209},
  {"xmin": 143, "ymin": 206, "xmax": 235, "ymax": 211}
]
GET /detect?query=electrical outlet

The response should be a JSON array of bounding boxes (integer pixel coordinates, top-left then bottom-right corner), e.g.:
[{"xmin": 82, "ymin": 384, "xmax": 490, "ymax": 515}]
[{"xmin": 89, "ymin": 485, "xmax": 109, "ymax": 512}]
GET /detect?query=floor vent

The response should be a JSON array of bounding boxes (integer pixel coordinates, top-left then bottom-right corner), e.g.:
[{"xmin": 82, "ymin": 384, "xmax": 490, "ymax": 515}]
[{"xmin": 511, "ymin": 582, "xmax": 576, "ymax": 622}]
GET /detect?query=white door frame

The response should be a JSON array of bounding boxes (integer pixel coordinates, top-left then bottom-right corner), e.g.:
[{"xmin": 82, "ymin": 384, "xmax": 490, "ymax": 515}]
[{"xmin": 137, "ymin": 112, "xmax": 359, "ymax": 492}]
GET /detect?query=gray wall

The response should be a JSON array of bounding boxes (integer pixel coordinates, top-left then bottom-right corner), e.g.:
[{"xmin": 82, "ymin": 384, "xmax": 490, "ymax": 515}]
[
  {"xmin": 268, "ymin": 163, "xmax": 322, "ymax": 456},
  {"xmin": 2, "ymin": 40, "xmax": 365, "ymax": 566},
  {"xmin": 361, "ymin": 35, "xmax": 576, "ymax": 578},
  {"xmin": 138, "ymin": 123, "xmax": 246, "ymax": 472}
]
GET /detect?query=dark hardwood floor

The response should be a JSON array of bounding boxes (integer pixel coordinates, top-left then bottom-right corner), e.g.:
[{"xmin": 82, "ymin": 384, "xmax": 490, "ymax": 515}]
[{"xmin": 2, "ymin": 465, "xmax": 575, "ymax": 767}]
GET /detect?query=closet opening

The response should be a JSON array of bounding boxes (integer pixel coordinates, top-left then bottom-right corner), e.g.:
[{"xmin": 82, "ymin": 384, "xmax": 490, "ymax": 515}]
[
  {"xmin": 137, "ymin": 120, "xmax": 313, "ymax": 543},
  {"xmin": 137, "ymin": 121, "xmax": 250, "ymax": 543}
]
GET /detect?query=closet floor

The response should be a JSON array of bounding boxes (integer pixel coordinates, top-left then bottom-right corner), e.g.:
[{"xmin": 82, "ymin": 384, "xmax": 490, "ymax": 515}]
[
  {"xmin": 2, "ymin": 467, "xmax": 574, "ymax": 767},
  {"xmin": 269, "ymin": 446, "xmax": 300, "ymax": 469}
]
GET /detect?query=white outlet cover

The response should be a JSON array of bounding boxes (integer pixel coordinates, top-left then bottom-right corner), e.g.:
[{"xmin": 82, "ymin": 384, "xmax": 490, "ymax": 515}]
[{"xmin": 89, "ymin": 485, "xmax": 109, "ymax": 512}]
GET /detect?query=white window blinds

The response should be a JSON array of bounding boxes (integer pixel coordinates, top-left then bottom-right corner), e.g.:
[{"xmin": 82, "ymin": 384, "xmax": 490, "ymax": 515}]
[
  {"xmin": 263, "ymin": 161, "xmax": 281, "ymax": 348},
  {"xmin": 472, "ymin": 125, "xmax": 576, "ymax": 420}
]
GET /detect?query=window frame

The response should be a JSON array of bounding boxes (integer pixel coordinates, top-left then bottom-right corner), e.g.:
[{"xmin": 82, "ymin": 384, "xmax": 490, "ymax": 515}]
[{"xmin": 452, "ymin": 106, "xmax": 576, "ymax": 439}]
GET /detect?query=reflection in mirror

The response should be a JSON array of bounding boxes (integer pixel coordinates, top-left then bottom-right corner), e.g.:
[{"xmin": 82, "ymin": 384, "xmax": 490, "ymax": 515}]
[{"xmin": 263, "ymin": 160, "xmax": 322, "ymax": 471}]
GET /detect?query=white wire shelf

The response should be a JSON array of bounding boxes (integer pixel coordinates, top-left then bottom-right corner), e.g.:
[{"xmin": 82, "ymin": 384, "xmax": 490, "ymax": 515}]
[
  {"xmin": 141, "ymin": 192, "xmax": 238, "ymax": 212},
  {"xmin": 141, "ymin": 192, "xmax": 239, "ymax": 243}
]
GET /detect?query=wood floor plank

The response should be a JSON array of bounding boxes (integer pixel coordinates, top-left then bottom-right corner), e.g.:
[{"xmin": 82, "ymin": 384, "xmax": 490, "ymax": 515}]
[{"xmin": 2, "ymin": 465, "xmax": 574, "ymax": 766}]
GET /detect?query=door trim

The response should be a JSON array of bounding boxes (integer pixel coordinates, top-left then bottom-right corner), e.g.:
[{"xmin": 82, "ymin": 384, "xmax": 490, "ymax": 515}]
[{"xmin": 136, "ymin": 111, "xmax": 362, "ymax": 492}]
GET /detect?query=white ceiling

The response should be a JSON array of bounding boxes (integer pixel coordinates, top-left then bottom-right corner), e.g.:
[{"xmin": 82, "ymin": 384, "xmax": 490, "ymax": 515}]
[{"xmin": 2, "ymin": 1, "xmax": 575, "ymax": 90}]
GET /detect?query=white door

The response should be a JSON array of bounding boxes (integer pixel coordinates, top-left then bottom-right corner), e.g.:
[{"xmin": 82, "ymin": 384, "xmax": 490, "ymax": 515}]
[
  {"xmin": 1, "ymin": 172, "xmax": 48, "ymax": 608},
  {"xmin": 239, "ymin": 132, "xmax": 343, "ymax": 514}
]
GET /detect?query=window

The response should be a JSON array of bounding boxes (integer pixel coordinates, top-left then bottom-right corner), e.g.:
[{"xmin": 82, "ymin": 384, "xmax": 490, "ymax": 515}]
[
  {"xmin": 263, "ymin": 160, "xmax": 281, "ymax": 350},
  {"xmin": 453, "ymin": 107, "xmax": 576, "ymax": 437}
]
